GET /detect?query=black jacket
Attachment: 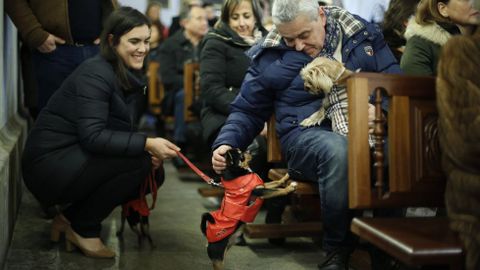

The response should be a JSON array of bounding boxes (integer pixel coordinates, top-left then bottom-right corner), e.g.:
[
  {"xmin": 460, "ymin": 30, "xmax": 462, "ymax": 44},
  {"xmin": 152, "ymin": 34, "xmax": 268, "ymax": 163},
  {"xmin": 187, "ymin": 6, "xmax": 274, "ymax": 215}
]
[
  {"xmin": 199, "ymin": 23, "xmax": 265, "ymax": 145},
  {"xmin": 158, "ymin": 30, "xmax": 200, "ymax": 92},
  {"xmin": 22, "ymin": 55, "xmax": 147, "ymax": 204}
]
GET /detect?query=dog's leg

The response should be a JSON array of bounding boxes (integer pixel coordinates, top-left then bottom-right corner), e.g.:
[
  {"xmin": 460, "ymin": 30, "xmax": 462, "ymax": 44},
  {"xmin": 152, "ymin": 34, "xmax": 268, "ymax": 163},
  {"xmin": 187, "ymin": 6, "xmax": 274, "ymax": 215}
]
[
  {"xmin": 140, "ymin": 216, "xmax": 155, "ymax": 249},
  {"xmin": 263, "ymin": 173, "xmax": 290, "ymax": 189},
  {"xmin": 259, "ymin": 182, "xmax": 297, "ymax": 199},
  {"xmin": 116, "ymin": 207, "xmax": 127, "ymax": 237}
]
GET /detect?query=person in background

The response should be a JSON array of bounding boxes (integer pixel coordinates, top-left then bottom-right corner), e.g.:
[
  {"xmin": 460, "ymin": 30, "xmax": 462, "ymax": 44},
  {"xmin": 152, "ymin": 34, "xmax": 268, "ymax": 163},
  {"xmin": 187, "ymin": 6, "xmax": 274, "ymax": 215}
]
[
  {"xmin": 5, "ymin": 0, "xmax": 117, "ymax": 114},
  {"xmin": 21, "ymin": 7, "xmax": 179, "ymax": 258},
  {"xmin": 159, "ymin": 5, "xmax": 208, "ymax": 167},
  {"xmin": 203, "ymin": 1, "xmax": 219, "ymax": 27},
  {"xmin": 382, "ymin": 0, "xmax": 420, "ymax": 62},
  {"xmin": 436, "ymin": 0, "xmax": 480, "ymax": 269},
  {"xmin": 169, "ymin": 0, "xmax": 204, "ymax": 35},
  {"xmin": 148, "ymin": 21, "xmax": 167, "ymax": 61},
  {"xmin": 145, "ymin": 1, "xmax": 169, "ymax": 41},
  {"xmin": 211, "ymin": 0, "xmax": 400, "ymax": 268},
  {"xmin": 401, "ymin": 0, "xmax": 479, "ymax": 75}
]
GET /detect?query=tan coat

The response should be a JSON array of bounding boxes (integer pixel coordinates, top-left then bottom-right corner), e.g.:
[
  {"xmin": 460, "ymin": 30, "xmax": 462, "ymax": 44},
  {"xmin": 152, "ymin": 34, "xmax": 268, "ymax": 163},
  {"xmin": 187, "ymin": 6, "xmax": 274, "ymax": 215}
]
[
  {"xmin": 437, "ymin": 28, "xmax": 480, "ymax": 270},
  {"xmin": 5, "ymin": 0, "xmax": 117, "ymax": 48}
]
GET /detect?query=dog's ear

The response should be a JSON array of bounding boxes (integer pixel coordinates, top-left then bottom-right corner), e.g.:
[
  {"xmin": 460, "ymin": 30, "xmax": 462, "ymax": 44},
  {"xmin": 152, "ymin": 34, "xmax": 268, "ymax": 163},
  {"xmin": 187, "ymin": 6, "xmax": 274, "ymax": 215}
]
[
  {"xmin": 335, "ymin": 67, "xmax": 361, "ymax": 86},
  {"xmin": 335, "ymin": 68, "xmax": 354, "ymax": 86},
  {"xmin": 225, "ymin": 150, "xmax": 235, "ymax": 167}
]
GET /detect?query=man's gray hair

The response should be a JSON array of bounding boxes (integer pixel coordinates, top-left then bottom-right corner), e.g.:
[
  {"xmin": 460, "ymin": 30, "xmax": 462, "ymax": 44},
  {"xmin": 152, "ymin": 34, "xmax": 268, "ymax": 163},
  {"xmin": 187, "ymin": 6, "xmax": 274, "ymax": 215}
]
[{"xmin": 272, "ymin": 0, "xmax": 320, "ymax": 24}]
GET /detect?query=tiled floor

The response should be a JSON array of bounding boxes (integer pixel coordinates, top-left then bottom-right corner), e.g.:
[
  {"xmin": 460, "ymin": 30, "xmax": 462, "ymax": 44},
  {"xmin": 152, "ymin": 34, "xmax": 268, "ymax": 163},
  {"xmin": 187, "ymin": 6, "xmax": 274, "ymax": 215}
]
[{"xmin": 5, "ymin": 161, "xmax": 335, "ymax": 270}]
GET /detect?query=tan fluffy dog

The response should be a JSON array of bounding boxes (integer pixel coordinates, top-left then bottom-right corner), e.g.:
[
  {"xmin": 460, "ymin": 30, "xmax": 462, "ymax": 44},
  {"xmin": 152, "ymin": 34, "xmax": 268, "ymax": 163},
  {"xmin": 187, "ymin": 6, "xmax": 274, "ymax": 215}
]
[{"xmin": 299, "ymin": 57, "xmax": 353, "ymax": 134}]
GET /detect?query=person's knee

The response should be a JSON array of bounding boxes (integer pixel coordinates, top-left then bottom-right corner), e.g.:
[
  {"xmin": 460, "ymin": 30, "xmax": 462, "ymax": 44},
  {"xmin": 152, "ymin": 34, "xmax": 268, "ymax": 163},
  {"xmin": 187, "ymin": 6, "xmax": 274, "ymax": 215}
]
[{"xmin": 320, "ymin": 135, "xmax": 348, "ymax": 165}]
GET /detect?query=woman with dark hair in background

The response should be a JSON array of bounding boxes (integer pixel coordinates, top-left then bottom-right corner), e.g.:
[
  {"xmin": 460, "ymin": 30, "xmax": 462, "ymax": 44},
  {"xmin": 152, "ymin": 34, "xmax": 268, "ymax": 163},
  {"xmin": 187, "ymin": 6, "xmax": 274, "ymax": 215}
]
[
  {"xmin": 145, "ymin": 2, "xmax": 169, "ymax": 39},
  {"xmin": 199, "ymin": 0, "xmax": 267, "ymax": 176},
  {"xmin": 21, "ymin": 7, "xmax": 179, "ymax": 258},
  {"xmin": 382, "ymin": 0, "xmax": 420, "ymax": 62}
]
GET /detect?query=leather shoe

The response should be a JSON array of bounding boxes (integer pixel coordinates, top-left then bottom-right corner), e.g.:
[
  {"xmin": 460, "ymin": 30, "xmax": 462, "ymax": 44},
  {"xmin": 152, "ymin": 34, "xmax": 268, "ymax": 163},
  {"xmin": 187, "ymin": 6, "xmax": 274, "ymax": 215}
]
[
  {"xmin": 51, "ymin": 214, "xmax": 70, "ymax": 242},
  {"xmin": 317, "ymin": 248, "xmax": 350, "ymax": 270}
]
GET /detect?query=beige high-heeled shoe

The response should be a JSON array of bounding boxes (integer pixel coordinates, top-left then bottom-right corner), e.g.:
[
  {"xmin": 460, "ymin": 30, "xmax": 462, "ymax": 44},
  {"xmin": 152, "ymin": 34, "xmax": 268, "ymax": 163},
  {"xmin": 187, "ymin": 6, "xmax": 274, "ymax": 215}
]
[
  {"xmin": 50, "ymin": 214, "xmax": 70, "ymax": 242},
  {"xmin": 65, "ymin": 228, "xmax": 115, "ymax": 259}
]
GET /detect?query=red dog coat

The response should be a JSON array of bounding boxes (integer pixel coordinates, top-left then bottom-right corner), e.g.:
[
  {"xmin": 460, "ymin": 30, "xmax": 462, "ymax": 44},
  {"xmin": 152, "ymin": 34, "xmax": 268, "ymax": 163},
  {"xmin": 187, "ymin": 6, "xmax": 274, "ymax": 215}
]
[{"xmin": 205, "ymin": 173, "xmax": 264, "ymax": 242}]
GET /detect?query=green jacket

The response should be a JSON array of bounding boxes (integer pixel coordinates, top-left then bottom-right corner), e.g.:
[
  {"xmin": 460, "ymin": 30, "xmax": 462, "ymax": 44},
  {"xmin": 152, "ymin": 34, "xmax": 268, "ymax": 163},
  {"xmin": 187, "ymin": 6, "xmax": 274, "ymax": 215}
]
[
  {"xmin": 5, "ymin": 0, "xmax": 117, "ymax": 48},
  {"xmin": 400, "ymin": 17, "xmax": 453, "ymax": 76}
]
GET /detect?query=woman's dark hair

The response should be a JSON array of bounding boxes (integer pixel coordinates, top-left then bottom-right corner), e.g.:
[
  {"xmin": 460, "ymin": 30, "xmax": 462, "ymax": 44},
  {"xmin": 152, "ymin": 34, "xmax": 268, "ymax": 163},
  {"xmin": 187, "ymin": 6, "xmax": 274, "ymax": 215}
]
[
  {"xmin": 100, "ymin": 6, "xmax": 151, "ymax": 89},
  {"xmin": 215, "ymin": 0, "xmax": 263, "ymax": 30},
  {"xmin": 382, "ymin": 0, "xmax": 419, "ymax": 60}
]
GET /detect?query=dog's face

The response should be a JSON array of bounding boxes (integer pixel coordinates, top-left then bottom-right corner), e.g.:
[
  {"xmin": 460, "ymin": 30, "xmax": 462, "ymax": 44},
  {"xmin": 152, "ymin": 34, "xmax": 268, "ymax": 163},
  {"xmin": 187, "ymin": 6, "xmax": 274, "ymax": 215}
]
[
  {"xmin": 225, "ymin": 149, "xmax": 251, "ymax": 170},
  {"xmin": 301, "ymin": 56, "xmax": 352, "ymax": 94}
]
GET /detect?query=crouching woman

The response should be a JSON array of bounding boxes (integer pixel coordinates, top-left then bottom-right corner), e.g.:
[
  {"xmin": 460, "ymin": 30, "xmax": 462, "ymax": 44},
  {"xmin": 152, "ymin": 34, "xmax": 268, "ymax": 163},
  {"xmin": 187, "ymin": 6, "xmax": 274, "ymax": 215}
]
[{"xmin": 21, "ymin": 7, "xmax": 179, "ymax": 258}]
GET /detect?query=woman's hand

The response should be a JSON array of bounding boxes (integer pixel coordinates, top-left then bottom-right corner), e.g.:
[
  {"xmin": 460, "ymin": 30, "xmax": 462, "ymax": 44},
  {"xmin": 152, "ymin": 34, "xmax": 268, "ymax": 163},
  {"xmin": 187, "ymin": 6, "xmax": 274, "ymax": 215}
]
[
  {"xmin": 145, "ymin": 137, "xmax": 180, "ymax": 160},
  {"xmin": 212, "ymin": 145, "xmax": 232, "ymax": 174},
  {"xmin": 151, "ymin": 155, "xmax": 162, "ymax": 170}
]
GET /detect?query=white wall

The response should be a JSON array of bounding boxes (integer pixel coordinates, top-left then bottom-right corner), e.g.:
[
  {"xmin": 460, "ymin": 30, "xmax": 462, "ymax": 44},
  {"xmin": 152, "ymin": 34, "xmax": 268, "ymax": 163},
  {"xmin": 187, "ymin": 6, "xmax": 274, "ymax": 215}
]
[{"xmin": 117, "ymin": 0, "xmax": 181, "ymax": 27}]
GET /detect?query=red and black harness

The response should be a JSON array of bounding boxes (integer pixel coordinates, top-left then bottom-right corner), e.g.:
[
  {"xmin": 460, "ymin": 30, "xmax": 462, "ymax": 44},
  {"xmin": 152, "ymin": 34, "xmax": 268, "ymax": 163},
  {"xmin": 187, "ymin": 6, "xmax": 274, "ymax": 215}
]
[{"xmin": 176, "ymin": 151, "xmax": 264, "ymax": 242}]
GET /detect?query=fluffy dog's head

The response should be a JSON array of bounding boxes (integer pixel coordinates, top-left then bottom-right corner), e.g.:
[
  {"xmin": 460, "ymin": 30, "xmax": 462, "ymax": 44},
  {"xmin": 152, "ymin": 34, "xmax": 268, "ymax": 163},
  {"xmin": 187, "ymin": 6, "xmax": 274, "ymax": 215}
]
[{"xmin": 300, "ymin": 57, "xmax": 352, "ymax": 95}]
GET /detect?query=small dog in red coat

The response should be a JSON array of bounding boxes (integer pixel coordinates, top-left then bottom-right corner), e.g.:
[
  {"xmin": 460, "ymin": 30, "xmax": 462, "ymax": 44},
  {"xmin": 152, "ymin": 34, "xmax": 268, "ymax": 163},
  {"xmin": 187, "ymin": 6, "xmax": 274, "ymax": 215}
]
[{"xmin": 200, "ymin": 148, "xmax": 295, "ymax": 270}]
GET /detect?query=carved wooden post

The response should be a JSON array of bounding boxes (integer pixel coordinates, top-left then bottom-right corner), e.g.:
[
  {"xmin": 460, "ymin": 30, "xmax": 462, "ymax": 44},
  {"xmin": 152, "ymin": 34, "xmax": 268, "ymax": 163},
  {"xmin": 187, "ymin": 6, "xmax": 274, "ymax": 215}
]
[{"xmin": 373, "ymin": 87, "xmax": 386, "ymax": 198}]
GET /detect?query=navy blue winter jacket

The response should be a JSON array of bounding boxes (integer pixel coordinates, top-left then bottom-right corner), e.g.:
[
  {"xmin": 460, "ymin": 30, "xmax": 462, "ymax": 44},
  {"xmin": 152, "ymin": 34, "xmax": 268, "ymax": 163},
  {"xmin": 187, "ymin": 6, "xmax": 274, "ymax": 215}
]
[{"xmin": 213, "ymin": 7, "xmax": 401, "ymax": 153}]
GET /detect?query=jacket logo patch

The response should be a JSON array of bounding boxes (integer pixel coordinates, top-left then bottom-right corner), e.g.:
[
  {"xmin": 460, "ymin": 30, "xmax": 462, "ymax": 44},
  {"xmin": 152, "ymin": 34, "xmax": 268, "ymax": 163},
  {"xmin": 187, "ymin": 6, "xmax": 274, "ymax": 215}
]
[{"xmin": 364, "ymin": 46, "xmax": 374, "ymax": 56}]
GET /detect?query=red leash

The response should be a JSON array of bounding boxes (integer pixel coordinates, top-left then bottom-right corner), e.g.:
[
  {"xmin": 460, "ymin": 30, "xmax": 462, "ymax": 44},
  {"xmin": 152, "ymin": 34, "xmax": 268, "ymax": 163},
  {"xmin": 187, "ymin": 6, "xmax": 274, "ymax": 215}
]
[
  {"xmin": 175, "ymin": 151, "xmax": 223, "ymax": 187},
  {"xmin": 123, "ymin": 169, "xmax": 158, "ymax": 217}
]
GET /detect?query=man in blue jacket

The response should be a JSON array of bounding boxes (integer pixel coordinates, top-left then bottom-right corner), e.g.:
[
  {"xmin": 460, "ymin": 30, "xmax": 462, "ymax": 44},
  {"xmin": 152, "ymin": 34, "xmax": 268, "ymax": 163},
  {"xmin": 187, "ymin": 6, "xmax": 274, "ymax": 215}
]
[{"xmin": 211, "ymin": 0, "xmax": 401, "ymax": 269}]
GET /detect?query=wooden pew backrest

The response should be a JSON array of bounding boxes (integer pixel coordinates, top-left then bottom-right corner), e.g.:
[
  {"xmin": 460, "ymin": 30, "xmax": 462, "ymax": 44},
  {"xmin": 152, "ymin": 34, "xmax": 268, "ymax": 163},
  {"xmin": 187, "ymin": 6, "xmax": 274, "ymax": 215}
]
[
  {"xmin": 183, "ymin": 61, "xmax": 200, "ymax": 123},
  {"xmin": 147, "ymin": 61, "xmax": 165, "ymax": 116},
  {"xmin": 347, "ymin": 72, "xmax": 445, "ymax": 209}
]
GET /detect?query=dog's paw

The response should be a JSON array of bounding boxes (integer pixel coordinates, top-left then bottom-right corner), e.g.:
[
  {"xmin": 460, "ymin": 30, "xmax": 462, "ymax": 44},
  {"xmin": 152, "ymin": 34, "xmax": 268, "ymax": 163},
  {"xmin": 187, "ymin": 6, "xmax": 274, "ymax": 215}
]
[{"xmin": 300, "ymin": 109, "xmax": 326, "ymax": 127}]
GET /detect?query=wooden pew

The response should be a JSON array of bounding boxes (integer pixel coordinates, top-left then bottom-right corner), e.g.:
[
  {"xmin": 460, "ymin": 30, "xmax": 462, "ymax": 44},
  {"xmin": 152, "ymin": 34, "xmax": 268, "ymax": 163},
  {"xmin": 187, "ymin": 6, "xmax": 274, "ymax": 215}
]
[
  {"xmin": 347, "ymin": 73, "xmax": 464, "ymax": 269},
  {"xmin": 183, "ymin": 61, "xmax": 200, "ymax": 123},
  {"xmin": 243, "ymin": 115, "xmax": 323, "ymax": 239},
  {"xmin": 147, "ymin": 61, "xmax": 165, "ymax": 116}
]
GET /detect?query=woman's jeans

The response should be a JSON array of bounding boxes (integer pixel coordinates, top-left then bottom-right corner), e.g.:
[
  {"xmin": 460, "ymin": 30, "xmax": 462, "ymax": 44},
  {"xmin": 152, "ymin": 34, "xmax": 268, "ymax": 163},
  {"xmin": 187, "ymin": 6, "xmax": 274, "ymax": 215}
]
[
  {"xmin": 285, "ymin": 127, "xmax": 351, "ymax": 252},
  {"xmin": 32, "ymin": 44, "xmax": 99, "ymax": 110}
]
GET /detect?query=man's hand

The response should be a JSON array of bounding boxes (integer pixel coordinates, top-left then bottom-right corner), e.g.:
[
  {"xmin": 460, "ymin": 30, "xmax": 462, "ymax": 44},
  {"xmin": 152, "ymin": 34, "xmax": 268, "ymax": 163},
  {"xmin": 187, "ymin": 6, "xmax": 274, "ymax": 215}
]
[
  {"xmin": 37, "ymin": 34, "xmax": 65, "ymax": 53},
  {"xmin": 212, "ymin": 145, "xmax": 232, "ymax": 174}
]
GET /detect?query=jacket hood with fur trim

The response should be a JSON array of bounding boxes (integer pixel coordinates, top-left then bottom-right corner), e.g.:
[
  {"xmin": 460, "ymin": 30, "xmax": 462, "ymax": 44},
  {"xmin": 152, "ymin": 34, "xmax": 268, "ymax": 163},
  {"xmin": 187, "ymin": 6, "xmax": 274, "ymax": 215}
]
[{"xmin": 404, "ymin": 17, "xmax": 452, "ymax": 46}]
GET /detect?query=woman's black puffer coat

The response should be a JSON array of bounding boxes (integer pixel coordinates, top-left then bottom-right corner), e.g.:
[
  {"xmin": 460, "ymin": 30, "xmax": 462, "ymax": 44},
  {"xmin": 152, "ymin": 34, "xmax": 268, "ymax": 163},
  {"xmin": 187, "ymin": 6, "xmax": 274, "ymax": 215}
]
[{"xmin": 22, "ymin": 54, "xmax": 147, "ymax": 205}]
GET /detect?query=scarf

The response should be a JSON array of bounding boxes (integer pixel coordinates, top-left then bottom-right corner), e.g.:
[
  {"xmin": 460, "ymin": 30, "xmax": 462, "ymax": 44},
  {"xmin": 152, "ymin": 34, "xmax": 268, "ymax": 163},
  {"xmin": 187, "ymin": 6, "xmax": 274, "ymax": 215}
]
[
  {"xmin": 241, "ymin": 28, "xmax": 264, "ymax": 46},
  {"xmin": 318, "ymin": 8, "xmax": 341, "ymax": 58}
]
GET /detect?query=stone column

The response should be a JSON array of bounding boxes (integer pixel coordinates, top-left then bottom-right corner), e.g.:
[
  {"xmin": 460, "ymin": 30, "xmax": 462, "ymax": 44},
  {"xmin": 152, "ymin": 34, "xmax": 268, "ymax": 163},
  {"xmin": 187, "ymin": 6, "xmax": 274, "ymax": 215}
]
[{"xmin": 0, "ymin": 1, "xmax": 29, "ymax": 267}]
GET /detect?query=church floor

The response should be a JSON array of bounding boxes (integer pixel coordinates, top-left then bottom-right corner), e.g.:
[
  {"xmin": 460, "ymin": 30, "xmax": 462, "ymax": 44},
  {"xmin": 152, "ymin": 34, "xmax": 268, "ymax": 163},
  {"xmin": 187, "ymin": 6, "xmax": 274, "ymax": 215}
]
[{"xmin": 5, "ymin": 161, "xmax": 373, "ymax": 270}]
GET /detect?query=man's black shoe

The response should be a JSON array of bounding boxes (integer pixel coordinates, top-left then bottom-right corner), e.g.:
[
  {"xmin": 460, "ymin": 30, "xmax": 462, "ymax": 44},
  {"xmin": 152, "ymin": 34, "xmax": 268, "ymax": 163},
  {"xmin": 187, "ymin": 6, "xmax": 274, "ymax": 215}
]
[
  {"xmin": 317, "ymin": 248, "xmax": 350, "ymax": 270},
  {"xmin": 234, "ymin": 233, "xmax": 247, "ymax": 246}
]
